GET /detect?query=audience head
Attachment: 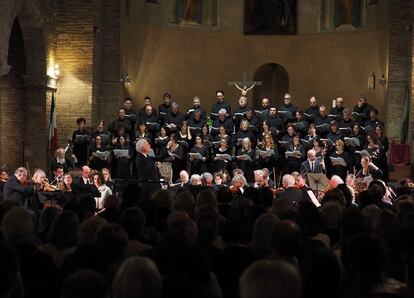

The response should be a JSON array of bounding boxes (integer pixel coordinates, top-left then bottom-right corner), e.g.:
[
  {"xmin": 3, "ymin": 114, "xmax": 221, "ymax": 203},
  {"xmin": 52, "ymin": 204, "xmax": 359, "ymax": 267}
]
[
  {"xmin": 1, "ymin": 207, "xmax": 34, "ymax": 245},
  {"xmin": 120, "ymin": 207, "xmax": 146, "ymax": 240},
  {"xmin": 166, "ymin": 212, "xmax": 198, "ymax": 245},
  {"xmin": 0, "ymin": 243, "xmax": 20, "ymax": 298},
  {"xmin": 62, "ymin": 270, "xmax": 108, "ymax": 298},
  {"xmin": 240, "ymin": 259, "xmax": 301, "ymax": 298},
  {"xmin": 201, "ymin": 172, "xmax": 213, "ymax": 186},
  {"xmin": 270, "ymin": 220, "xmax": 302, "ymax": 262},
  {"xmin": 250, "ymin": 213, "xmax": 280, "ymax": 256},
  {"xmin": 190, "ymin": 174, "xmax": 201, "ymax": 186},
  {"xmin": 112, "ymin": 257, "xmax": 161, "ymax": 298}
]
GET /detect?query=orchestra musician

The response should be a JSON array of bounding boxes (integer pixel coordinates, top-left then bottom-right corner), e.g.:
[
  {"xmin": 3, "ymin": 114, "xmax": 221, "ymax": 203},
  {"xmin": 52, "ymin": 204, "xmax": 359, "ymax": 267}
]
[
  {"xmin": 356, "ymin": 155, "xmax": 383, "ymax": 180},
  {"xmin": 3, "ymin": 167, "xmax": 35, "ymax": 208}
]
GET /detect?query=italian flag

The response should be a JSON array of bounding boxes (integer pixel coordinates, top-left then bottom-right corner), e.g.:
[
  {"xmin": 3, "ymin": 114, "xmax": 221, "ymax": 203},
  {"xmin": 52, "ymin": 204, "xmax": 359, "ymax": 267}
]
[{"xmin": 49, "ymin": 92, "xmax": 58, "ymax": 155}]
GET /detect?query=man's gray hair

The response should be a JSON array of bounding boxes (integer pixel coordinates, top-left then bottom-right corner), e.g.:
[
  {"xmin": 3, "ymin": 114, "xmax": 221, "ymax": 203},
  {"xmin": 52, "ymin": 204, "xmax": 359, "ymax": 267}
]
[
  {"xmin": 14, "ymin": 167, "xmax": 27, "ymax": 175},
  {"xmin": 135, "ymin": 139, "xmax": 147, "ymax": 153},
  {"xmin": 219, "ymin": 108, "xmax": 227, "ymax": 115},
  {"xmin": 282, "ymin": 174, "xmax": 295, "ymax": 188}
]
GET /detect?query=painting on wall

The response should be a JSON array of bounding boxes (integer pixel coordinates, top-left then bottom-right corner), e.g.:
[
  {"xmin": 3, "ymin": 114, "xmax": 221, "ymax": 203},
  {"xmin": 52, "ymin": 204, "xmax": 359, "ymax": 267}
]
[
  {"xmin": 168, "ymin": 0, "xmax": 218, "ymax": 27},
  {"xmin": 334, "ymin": 0, "xmax": 363, "ymax": 29},
  {"xmin": 244, "ymin": 0, "xmax": 297, "ymax": 35},
  {"xmin": 145, "ymin": 0, "xmax": 160, "ymax": 3}
]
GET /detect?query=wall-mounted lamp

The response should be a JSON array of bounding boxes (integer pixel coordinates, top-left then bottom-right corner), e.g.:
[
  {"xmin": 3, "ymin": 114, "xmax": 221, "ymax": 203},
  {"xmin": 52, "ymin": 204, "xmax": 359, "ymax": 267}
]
[
  {"xmin": 379, "ymin": 74, "xmax": 387, "ymax": 86},
  {"xmin": 120, "ymin": 73, "xmax": 131, "ymax": 84},
  {"xmin": 47, "ymin": 64, "xmax": 60, "ymax": 89}
]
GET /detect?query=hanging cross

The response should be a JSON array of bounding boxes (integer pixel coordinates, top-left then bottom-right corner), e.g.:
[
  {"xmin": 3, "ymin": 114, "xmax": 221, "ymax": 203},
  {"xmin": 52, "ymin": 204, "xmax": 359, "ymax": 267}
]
[{"xmin": 228, "ymin": 71, "xmax": 262, "ymax": 97}]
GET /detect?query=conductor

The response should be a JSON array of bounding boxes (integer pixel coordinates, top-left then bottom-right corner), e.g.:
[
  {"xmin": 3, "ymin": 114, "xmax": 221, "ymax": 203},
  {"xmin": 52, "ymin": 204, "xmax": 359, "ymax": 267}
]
[{"xmin": 135, "ymin": 139, "xmax": 162, "ymax": 199}]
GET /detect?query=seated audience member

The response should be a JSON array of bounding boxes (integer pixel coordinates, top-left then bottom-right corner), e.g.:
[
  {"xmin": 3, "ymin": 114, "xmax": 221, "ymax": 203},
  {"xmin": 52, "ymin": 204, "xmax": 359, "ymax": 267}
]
[
  {"xmin": 62, "ymin": 270, "xmax": 109, "ymax": 298},
  {"xmin": 51, "ymin": 148, "xmax": 75, "ymax": 174},
  {"xmin": 112, "ymin": 257, "xmax": 162, "ymax": 298},
  {"xmin": 240, "ymin": 259, "xmax": 302, "ymax": 298}
]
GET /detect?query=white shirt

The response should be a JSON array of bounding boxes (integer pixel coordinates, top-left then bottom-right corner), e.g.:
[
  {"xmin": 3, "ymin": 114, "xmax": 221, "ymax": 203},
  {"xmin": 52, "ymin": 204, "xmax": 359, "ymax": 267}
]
[{"xmin": 95, "ymin": 184, "xmax": 112, "ymax": 209}]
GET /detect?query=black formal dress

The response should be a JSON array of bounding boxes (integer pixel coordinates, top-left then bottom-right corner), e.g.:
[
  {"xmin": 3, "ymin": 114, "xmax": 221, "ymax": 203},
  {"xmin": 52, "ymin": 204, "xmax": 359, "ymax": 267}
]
[
  {"xmin": 190, "ymin": 145, "xmax": 209, "ymax": 175},
  {"xmin": 113, "ymin": 144, "xmax": 132, "ymax": 179},
  {"xmin": 236, "ymin": 148, "xmax": 256, "ymax": 183},
  {"xmin": 72, "ymin": 129, "xmax": 90, "ymax": 168}
]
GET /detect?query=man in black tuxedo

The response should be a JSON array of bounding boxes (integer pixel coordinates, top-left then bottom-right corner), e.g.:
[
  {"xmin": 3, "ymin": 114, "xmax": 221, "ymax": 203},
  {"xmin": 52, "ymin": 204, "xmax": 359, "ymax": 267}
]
[
  {"xmin": 3, "ymin": 167, "xmax": 34, "ymax": 207},
  {"xmin": 275, "ymin": 174, "xmax": 305, "ymax": 206},
  {"xmin": 300, "ymin": 149, "xmax": 325, "ymax": 175},
  {"xmin": 72, "ymin": 165, "xmax": 100, "ymax": 197},
  {"xmin": 135, "ymin": 139, "xmax": 162, "ymax": 199}
]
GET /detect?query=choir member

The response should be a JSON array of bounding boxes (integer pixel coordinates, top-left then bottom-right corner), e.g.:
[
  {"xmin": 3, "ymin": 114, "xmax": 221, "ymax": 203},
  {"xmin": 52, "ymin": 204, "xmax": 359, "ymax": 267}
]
[
  {"xmin": 158, "ymin": 92, "xmax": 172, "ymax": 122},
  {"xmin": 212, "ymin": 109, "xmax": 234, "ymax": 136},
  {"xmin": 364, "ymin": 131, "xmax": 384, "ymax": 179},
  {"xmin": 330, "ymin": 96, "xmax": 345, "ymax": 118},
  {"xmin": 154, "ymin": 127, "xmax": 169, "ymax": 157},
  {"xmin": 166, "ymin": 133, "xmax": 184, "ymax": 182},
  {"xmin": 266, "ymin": 106, "xmax": 284, "ymax": 136},
  {"xmin": 278, "ymin": 93, "xmax": 297, "ymax": 122},
  {"xmin": 92, "ymin": 120, "xmax": 111, "ymax": 146},
  {"xmin": 285, "ymin": 134, "xmax": 305, "ymax": 174},
  {"xmin": 353, "ymin": 96, "xmax": 374, "ymax": 124},
  {"xmin": 134, "ymin": 122, "xmax": 153, "ymax": 145},
  {"xmin": 123, "ymin": 98, "xmax": 137, "ymax": 127},
  {"xmin": 189, "ymin": 134, "xmax": 209, "ymax": 175},
  {"xmin": 257, "ymin": 132, "xmax": 279, "ymax": 172},
  {"xmin": 328, "ymin": 139, "xmax": 352, "ymax": 181},
  {"xmin": 88, "ymin": 135, "xmax": 109, "ymax": 171},
  {"xmin": 188, "ymin": 110, "xmax": 206, "ymax": 133},
  {"xmin": 177, "ymin": 121, "xmax": 192, "ymax": 170},
  {"xmin": 364, "ymin": 108, "xmax": 385, "ymax": 130},
  {"xmin": 211, "ymin": 90, "xmax": 231, "ymax": 119},
  {"xmin": 233, "ymin": 119, "xmax": 256, "ymax": 151},
  {"xmin": 72, "ymin": 117, "xmax": 90, "ymax": 168},
  {"xmin": 187, "ymin": 96, "xmax": 207, "ymax": 120},
  {"xmin": 165, "ymin": 102, "xmax": 185, "ymax": 133},
  {"xmin": 233, "ymin": 96, "xmax": 248, "ymax": 131},
  {"xmin": 113, "ymin": 135, "xmax": 132, "ymax": 179},
  {"xmin": 141, "ymin": 105, "xmax": 159, "ymax": 135},
  {"xmin": 214, "ymin": 138, "xmax": 233, "ymax": 174},
  {"xmin": 108, "ymin": 108, "xmax": 133, "ymax": 141},
  {"xmin": 292, "ymin": 110, "xmax": 309, "ymax": 137},
  {"xmin": 244, "ymin": 108, "xmax": 260, "ymax": 135},
  {"xmin": 314, "ymin": 105, "xmax": 331, "ymax": 137},
  {"xmin": 311, "ymin": 137, "xmax": 324, "ymax": 158},
  {"xmin": 304, "ymin": 96, "xmax": 319, "ymax": 120},
  {"xmin": 326, "ymin": 120, "xmax": 342, "ymax": 144},
  {"xmin": 138, "ymin": 96, "xmax": 158, "ymax": 119},
  {"xmin": 236, "ymin": 138, "xmax": 256, "ymax": 183}
]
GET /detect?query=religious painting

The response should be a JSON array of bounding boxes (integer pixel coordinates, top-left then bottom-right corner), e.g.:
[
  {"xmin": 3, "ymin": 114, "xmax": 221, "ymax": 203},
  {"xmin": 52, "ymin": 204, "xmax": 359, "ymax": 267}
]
[
  {"xmin": 334, "ymin": 0, "xmax": 363, "ymax": 29},
  {"xmin": 244, "ymin": 0, "xmax": 297, "ymax": 35},
  {"xmin": 175, "ymin": 0, "xmax": 204, "ymax": 25},
  {"xmin": 169, "ymin": 0, "xmax": 218, "ymax": 27}
]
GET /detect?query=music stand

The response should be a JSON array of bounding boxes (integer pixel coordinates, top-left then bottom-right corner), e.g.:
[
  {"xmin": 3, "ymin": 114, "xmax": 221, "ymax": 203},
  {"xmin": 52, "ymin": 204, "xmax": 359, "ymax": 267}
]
[{"xmin": 307, "ymin": 173, "xmax": 329, "ymax": 194}]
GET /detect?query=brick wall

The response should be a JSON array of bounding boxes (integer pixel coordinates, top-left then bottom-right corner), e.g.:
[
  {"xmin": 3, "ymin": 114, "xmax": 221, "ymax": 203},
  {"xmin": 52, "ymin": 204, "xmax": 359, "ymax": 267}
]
[
  {"xmin": 55, "ymin": 0, "xmax": 97, "ymax": 145},
  {"xmin": 386, "ymin": 0, "xmax": 411, "ymax": 141}
]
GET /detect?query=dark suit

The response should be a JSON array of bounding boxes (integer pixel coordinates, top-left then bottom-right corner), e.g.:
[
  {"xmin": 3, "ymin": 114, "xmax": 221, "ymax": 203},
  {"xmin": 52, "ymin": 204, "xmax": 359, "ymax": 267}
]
[
  {"xmin": 3, "ymin": 175, "xmax": 34, "ymax": 207},
  {"xmin": 300, "ymin": 159, "xmax": 325, "ymax": 175},
  {"xmin": 135, "ymin": 152, "xmax": 162, "ymax": 199},
  {"xmin": 275, "ymin": 187, "xmax": 306, "ymax": 206},
  {"xmin": 72, "ymin": 177, "xmax": 100, "ymax": 198}
]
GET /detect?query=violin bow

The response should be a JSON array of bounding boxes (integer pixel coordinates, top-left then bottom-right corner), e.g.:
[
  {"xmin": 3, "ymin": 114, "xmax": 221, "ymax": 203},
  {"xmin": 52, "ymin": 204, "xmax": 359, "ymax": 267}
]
[{"xmin": 25, "ymin": 162, "xmax": 34, "ymax": 188}]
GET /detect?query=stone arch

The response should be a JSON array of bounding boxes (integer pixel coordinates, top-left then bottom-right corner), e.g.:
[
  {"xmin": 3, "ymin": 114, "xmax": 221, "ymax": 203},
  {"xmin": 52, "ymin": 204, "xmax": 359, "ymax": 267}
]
[{"xmin": 252, "ymin": 63, "xmax": 289, "ymax": 109}]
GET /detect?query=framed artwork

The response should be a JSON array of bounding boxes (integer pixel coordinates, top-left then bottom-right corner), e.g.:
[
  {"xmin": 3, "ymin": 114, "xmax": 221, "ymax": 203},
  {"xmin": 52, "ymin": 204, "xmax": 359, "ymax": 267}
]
[
  {"xmin": 244, "ymin": 0, "xmax": 297, "ymax": 35},
  {"xmin": 145, "ymin": 0, "xmax": 160, "ymax": 4}
]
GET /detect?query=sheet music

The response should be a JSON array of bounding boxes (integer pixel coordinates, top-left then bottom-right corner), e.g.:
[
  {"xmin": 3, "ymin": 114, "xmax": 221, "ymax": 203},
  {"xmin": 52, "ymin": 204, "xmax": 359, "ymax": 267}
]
[
  {"xmin": 113, "ymin": 149, "xmax": 129, "ymax": 158},
  {"xmin": 236, "ymin": 154, "xmax": 252, "ymax": 161}
]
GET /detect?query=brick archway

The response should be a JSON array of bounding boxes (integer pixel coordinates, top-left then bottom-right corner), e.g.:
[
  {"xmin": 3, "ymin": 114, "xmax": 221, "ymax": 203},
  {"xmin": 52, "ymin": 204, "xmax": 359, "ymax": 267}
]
[{"xmin": 0, "ymin": 0, "xmax": 48, "ymax": 170}]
